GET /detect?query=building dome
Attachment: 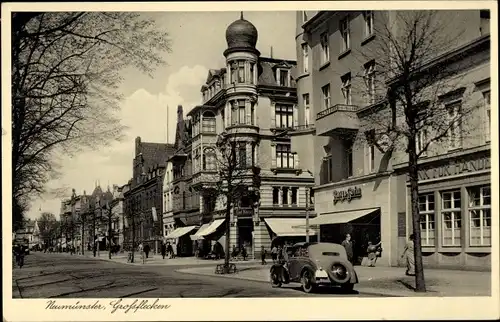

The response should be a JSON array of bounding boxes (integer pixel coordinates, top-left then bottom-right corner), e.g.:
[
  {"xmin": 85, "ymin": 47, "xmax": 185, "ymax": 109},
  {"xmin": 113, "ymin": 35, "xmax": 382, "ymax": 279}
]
[{"xmin": 225, "ymin": 12, "xmax": 258, "ymax": 49}]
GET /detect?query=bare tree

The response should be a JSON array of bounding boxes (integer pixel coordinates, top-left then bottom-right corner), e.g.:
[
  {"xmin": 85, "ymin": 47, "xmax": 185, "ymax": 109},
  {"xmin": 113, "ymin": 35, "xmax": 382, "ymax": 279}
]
[
  {"xmin": 209, "ymin": 132, "xmax": 261, "ymax": 273},
  {"xmin": 344, "ymin": 11, "xmax": 487, "ymax": 291},
  {"xmin": 11, "ymin": 12, "xmax": 172, "ymax": 230},
  {"xmin": 36, "ymin": 211, "xmax": 58, "ymax": 249}
]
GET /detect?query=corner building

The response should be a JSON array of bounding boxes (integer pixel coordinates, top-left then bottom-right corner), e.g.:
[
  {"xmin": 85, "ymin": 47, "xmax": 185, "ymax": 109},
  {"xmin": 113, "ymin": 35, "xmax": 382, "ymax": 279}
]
[
  {"xmin": 296, "ymin": 10, "xmax": 491, "ymax": 269},
  {"xmin": 166, "ymin": 14, "xmax": 317, "ymax": 259}
]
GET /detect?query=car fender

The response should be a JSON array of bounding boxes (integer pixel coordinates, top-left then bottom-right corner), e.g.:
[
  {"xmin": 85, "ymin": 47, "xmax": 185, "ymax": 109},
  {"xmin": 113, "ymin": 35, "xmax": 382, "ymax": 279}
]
[
  {"xmin": 270, "ymin": 264, "xmax": 290, "ymax": 284},
  {"xmin": 300, "ymin": 264, "xmax": 316, "ymax": 282}
]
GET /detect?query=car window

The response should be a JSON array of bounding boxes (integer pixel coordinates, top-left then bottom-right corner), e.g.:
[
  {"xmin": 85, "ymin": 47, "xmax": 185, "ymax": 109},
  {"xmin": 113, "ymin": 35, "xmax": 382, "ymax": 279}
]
[{"xmin": 322, "ymin": 252, "xmax": 340, "ymax": 256}]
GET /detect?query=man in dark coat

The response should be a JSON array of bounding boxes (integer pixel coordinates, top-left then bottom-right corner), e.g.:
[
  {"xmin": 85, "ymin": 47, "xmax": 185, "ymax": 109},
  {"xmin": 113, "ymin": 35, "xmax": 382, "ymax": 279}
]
[
  {"xmin": 161, "ymin": 242, "xmax": 167, "ymax": 259},
  {"xmin": 144, "ymin": 244, "xmax": 151, "ymax": 259},
  {"xmin": 341, "ymin": 234, "xmax": 355, "ymax": 265}
]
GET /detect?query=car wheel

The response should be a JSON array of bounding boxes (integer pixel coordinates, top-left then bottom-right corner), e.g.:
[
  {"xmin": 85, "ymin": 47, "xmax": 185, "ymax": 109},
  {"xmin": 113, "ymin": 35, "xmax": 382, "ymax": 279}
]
[
  {"xmin": 330, "ymin": 263, "xmax": 350, "ymax": 284},
  {"xmin": 341, "ymin": 283, "xmax": 354, "ymax": 293},
  {"xmin": 270, "ymin": 271, "xmax": 282, "ymax": 288},
  {"xmin": 301, "ymin": 270, "xmax": 315, "ymax": 293}
]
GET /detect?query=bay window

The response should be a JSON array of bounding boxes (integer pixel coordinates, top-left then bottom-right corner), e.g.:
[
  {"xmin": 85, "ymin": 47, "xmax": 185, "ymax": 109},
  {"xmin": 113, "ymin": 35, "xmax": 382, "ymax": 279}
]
[
  {"xmin": 419, "ymin": 193, "xmax": 435, "ymax": 246},
  {"xmin": 203, "ymin": 148, "xmax": 217, "ymax": 171},
  {"xmin": 202, "ymin": 111, "xmax": 216, "ymax": 133},
  {"xmin": 442, "ymin": 190, "xmax": 462, "ymax": 246},
  {"xmin": 468, "ymin": 185, "xmax": 491, "ymax": 246},
  {"xmin": 238, "ymin": 61, "xmax": 245, "ymax": 83}
]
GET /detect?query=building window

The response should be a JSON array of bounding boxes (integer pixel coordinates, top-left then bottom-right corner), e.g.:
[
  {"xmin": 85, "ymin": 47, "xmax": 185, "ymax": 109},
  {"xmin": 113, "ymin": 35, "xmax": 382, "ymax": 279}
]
[
  {"xmin": 340, "ymin": 17, "xmax": 350, "ymax": 52},
  {"xmin": 363, "ymin": 11, "xmax": 374, "ymax": 37},
  {"xmin": 346, "ymin": 140, "xmax": 353, "ymax": 177},
  {"xmin": 231, "ymin": 62, "xmax": 237, "ymax": 83},
  {"xmin": 320, "ymin": 32, "xmax": 329, "ymax": 64},
  {"xmin": 272, "ymin": 187, "xmax": 279, "ymax": 205},
  {"xmin": 322, "ymin": 154, "xmax": 334, "ymax": 184},
  {"xmin": 468, "ymin": 185, "xmax": 491, "ymax": 246},
  {"xmin": 203, "ymin": 148, "xmax": 217, "ymax": 171},
  {"xmin": 365, "ymin": 130, "xmax": 376, "ymax": 172},
  {"xmin": 416, "ymin": 126, "xmax": 428, "ymax": 156},
  {"xmin": 303, "ymin": 94, "xmax": 310, "ymax": 126},
  {"xmin": 441, "ymin": 190, "xmax": 461, "ymax": 246},
  {"xmin": 279, "ymin": 69, "xmax": 289, "ymax": 87},
  {"xmin": 238, "ymin": 61, "xmax": 245, "ymax": 83},
  {"xmin": 250, "ymin": 63, "xmax": 255, "ymax": 84},
  {"xmin": 480, "ymin": 10, "xmax": 490, "ymax": 35},
  {"xmin": 238, "ymin": 142, "xmax": 246, "ymax": 169},
  {"xmin": 282, "ymin": 187, "xmax": 289, "ymax": 205},
  {"xmin": 238, "ymin": 99, "xmax": 246, "ymax": 124},
  {"xmin": 275, "ymin": 104, "xmax": 293, "ymax": 128},
  {"xmin": 251, "ymin": 143, "xmax": 256, "ymax": 166},
  {"xmin": 341, "ymin": 73, "xmax": 352, "ymax": 105},
  {"xmin": 484, "ymin": 91, "xmax": 491, "ymax": 142},
  {"xmin": 419, "ymin": 193, "xmax": 435, "ymax": 246},
  {"xmin": 202, "ymin": 111, "xmax": 216, "ymax": 133},
  {"xmin": 322, "ymin": 84, "xmax": 331, "ymax": 110},
  {"xmin": 364, "ymin": 60, "xmax": 376, "ymax": 104},
  {"xmin": 291, "ymin": 187, "xmax": 298, "ymax": 205},
  {"xmin": 302, "ymin": 43, "xmax": 309, "ymax": 73},
  {"xmin": 276, "ymin": 144, "xmax": 294, "ymax": 169},
  {"xmin": 446, "ymin": 101, "xmax": 462, "ymax": 150}
]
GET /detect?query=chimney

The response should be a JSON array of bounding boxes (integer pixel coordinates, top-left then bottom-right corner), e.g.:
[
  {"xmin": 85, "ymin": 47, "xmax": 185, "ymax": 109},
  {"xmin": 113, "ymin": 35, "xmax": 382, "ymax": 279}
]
[{"xmin": 135, "ymin": 136, "xmax": 142, "ymax": 156}]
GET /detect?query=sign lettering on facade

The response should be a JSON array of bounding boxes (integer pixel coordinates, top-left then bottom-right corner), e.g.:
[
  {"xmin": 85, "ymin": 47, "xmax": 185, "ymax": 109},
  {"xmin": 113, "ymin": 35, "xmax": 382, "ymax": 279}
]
[
  {"xmin": 333, "ymin": 187, "xmax": 362, "ymax": 204},
  {"xmin": 417, "ymin": 155, "xmax": 490, "ymax": 181}
]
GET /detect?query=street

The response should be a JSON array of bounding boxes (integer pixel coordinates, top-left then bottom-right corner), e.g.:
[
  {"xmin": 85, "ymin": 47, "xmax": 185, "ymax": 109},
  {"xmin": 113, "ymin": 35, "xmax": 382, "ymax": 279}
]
[{"xmin": 12, "ymin": 252, "xmax": 386, "ymax": 298}]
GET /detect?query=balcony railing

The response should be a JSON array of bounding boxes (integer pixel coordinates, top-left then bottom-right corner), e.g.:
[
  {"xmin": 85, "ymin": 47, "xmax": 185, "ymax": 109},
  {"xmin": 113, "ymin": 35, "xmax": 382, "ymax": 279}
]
[{"xmin": 316, "ymin": 104, "xmax": 359, "ymax": 120}]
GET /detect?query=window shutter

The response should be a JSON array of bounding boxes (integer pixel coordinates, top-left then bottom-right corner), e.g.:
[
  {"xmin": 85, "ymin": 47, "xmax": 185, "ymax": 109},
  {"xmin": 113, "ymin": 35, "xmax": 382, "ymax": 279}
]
[
  {"xmin": 271, "ymin": 144, "xmax": 276, "ymax": 168},
  {"xmin": 293, "ymin": 104, "xmax": 298, "ymax": 127},
  {"xmin": 271, "ymin": 102, "xmax": 276, "ymax": 127}
]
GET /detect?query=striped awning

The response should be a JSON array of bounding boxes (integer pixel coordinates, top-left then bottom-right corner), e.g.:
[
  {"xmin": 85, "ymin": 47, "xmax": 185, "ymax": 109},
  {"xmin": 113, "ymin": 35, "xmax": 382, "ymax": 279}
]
[
  {"xmin": 190, "ymin": 223, "xmax": 211, "ymax": 240},
  {"xmin": 165, "ymin": 226, "xmax": 197, "ymax": 239}
]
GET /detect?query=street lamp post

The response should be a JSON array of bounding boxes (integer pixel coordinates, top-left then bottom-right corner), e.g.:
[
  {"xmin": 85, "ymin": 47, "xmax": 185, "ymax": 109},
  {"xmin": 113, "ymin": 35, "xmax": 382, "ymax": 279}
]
[{"xmin": 305, "ymin": 188, "xmax": 310, "ymax": 243}]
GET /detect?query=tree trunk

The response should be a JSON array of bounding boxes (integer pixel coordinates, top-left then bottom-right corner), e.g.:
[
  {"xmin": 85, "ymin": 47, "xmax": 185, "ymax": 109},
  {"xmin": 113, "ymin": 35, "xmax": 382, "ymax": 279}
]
[
  {"xmin": 408, "ymin": 134, "xmax": 426, "ymax": 292},
  {"xmin": 224, "ymin": 200, "xmax": 232, "ymax": 273},
  {"xmin": 108, "ymin": 208, "xmax": 112, "ymax": 260}
]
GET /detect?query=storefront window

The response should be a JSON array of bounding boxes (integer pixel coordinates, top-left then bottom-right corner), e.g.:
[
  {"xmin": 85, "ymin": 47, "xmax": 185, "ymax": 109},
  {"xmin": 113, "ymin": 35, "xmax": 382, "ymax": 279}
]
[
  {"xmin": 468, "ymin": 185, "xmax": 491, "ymax": 246},
  {"xmin": 419, "ymin": 193, "xmax": 435, "ymax": 246},
  {"xmin": 441, "ymin": 190, "xmax": 461, "ymax": 246}
]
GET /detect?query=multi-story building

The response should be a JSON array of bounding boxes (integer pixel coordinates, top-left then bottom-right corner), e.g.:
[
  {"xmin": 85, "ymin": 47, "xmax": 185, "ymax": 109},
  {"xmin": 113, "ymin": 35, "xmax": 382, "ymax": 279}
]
[
  {"xmin": 162, "ymin": 159, "xmax": 175, "ymax": 245},
  {"xmin": 123, "ymin": 136, "xmax": 175, "ymax": 253},
  {"xmin": 166, "ymin": 13, "xmax": 317, "ymax": 259},
  {"xmin": 297, "ymin": 10, "xmax": 491, "ymax": 269}
]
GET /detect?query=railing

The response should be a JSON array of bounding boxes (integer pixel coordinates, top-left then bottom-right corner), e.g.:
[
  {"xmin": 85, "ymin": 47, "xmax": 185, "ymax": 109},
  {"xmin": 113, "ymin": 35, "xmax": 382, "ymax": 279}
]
[
  {"xmin": 316, "ymin": 104, "xmax": 359, "ymax": 120},
  {"xmin": 288, "ymin": 124, "xmax": 315, "ymax": 131}
]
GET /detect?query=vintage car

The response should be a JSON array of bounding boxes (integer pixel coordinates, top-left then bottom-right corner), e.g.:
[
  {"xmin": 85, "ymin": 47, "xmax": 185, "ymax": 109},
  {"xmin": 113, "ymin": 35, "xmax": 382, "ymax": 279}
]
[{"xmin": 270, "ymin": 242, "xmax": 358, "ymax": 293}]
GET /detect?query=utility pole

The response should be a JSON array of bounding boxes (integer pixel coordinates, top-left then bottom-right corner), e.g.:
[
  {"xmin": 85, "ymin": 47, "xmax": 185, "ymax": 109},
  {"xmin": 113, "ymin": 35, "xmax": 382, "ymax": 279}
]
[{"xmin": 305, "ymin": 187, "xmax": 310, "ymax": 243}]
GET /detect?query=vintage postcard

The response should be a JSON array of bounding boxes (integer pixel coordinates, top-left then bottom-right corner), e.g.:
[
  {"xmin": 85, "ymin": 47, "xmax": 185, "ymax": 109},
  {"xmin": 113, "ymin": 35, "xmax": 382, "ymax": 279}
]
[{"xmin": 2, "ymin": 1, "xmax": 499, "ymax": 321}]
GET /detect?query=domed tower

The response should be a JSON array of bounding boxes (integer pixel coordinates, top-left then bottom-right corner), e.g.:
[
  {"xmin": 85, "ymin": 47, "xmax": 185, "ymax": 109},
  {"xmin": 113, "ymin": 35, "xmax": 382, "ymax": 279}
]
[{"xmin": 222, "ymin": 12, "xmax": 260, "ymax": 133}]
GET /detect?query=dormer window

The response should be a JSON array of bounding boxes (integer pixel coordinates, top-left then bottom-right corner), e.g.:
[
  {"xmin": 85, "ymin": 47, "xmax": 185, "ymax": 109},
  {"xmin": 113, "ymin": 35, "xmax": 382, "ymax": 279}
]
[{"xmin": 279, "ymin": 69, "xmax": 289, "ymax": 87}]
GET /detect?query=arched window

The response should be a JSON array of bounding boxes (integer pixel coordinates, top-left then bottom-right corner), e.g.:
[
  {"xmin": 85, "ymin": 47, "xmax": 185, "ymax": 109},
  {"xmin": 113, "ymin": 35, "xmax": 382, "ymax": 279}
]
[
  {"xmin": 202, "ymin": 111, "xmax": 216, "ymax": 133},
  {"xmin": 203, "ymin": 148, "xmax": 217, "ymax": 171}
]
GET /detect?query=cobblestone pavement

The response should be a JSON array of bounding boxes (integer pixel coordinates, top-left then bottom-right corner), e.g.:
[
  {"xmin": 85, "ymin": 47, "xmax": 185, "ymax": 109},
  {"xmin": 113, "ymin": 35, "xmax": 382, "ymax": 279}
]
[{"xmin": 11, "ymin": 252, "xmax": 389, "ymax": 298}]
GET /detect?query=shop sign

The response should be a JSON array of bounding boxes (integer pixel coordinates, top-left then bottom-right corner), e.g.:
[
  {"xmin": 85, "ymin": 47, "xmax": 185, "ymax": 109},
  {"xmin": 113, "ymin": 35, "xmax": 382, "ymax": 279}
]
[
  {"xmin": 417, "ymin": 155, "xmax": 490, "ymax": 181},
  {"xmin": 333, "ymin": 187, "xmax": 362, "ymax": 204}
]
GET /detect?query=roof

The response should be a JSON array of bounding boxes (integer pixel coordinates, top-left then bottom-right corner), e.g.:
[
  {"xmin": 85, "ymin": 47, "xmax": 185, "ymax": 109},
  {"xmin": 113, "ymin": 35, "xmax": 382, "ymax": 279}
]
[
  {"xmin": 140, "ymin": 142, "xmax": 175, "ymax": 171},
  {"xmin": 257, "ymin": 57, "xmax": 298, "ymax": 87}
]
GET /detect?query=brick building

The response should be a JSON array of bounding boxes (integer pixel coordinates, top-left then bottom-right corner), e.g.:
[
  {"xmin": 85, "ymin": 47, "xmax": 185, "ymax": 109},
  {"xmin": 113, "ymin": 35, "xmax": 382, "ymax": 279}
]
[{"xmin": 123, "ymin": 137, "xmax": 175, "ymax": 253}]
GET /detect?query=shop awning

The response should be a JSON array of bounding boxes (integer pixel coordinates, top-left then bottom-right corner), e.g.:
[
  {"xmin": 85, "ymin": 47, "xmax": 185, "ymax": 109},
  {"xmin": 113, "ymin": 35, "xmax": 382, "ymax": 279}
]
[
  {"xmin": 190, "ymin": 223, "xmax": 211, "ymax": 240},
  {"xmin": 264, "ymin": 218, "xmax": 317, "ymax": 237},
  {"xmin": 198, "ymin": 219, "xmax": 225, "ymax": 237},
  {"xmin": 309, "ymin": 208, "xmax": 380, "ymax": 226},
  {"xmin": 165, "ymin": 226, "xmax": 197, "ymax": 239}
]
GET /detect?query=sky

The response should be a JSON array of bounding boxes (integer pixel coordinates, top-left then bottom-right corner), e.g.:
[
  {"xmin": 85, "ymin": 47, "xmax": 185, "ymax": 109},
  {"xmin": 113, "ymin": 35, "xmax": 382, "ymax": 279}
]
[{"xmin": 27, "ymin": 11, "xmax": 297, "ymax": 219}]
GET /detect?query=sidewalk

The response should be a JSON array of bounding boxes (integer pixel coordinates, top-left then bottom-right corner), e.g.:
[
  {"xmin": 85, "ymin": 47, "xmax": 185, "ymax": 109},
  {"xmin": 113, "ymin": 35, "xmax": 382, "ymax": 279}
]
[{"xmin": 177, "ymin": 264, "xmax": 491, "ymax": 297}]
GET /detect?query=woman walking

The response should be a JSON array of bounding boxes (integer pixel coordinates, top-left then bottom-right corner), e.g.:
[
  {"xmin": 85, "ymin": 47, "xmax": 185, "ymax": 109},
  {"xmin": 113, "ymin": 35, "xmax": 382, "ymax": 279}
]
[{"xmin": 401, "ymin": 234, "xmax": 415, "ymax": 276}]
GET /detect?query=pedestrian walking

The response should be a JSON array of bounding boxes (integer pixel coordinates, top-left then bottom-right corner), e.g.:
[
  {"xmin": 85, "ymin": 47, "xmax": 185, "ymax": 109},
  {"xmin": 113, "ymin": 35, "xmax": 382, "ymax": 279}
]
[
  {"xmin": 14, "ymin": 244, "xmax": 25, "ymax": 268},
  {"xmin": 241, "ymin": 246, "xmax": 247, "ymax": 261},
  {"xmin": 161, "ymin": 242, "xmax": 167, "ymax": 260},
  {"xmin": 341, "ymin": 234, "xmax": 355, "ymax": 265},
  {"xmin": 401, "ymin": 234, "xmax": 415, "ymax": 276},
  {"xmin": 271, "ymin": 245, "xmax": 278, "ymax": 263},
  {"xmin": 167, "ymin": 242, "xmax": 174, "ymax": 259},
  {"xmin": 144, "ymin": 244, "xmax": 150, "ymax": 259},
  {"xmin": 260, "ymin": 246, "xmax": 267, "ymax": 265},
  {"xmin": 366, "ymin": 241, "xmax": 382, "ymax": 267}
]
